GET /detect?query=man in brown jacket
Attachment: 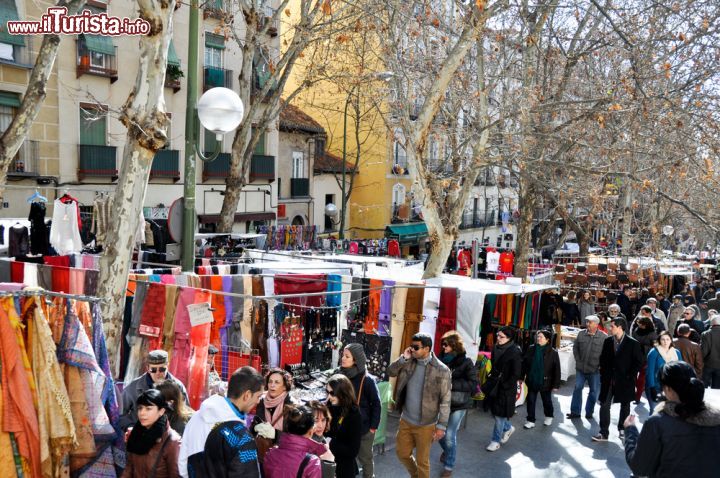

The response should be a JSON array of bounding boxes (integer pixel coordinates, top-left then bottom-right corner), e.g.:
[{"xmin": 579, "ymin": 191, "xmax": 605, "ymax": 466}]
[
  {"xmin": 388, "ymin": 333, "xmax": 451, "ymax": 478},
  {"xmin": 674, "ymin": 324, "xmax": 704, "ymax": 378}
]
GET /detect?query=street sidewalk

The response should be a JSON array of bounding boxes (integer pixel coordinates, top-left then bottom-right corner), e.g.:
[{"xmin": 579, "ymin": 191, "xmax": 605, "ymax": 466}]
[{"xmin": 374, "ymin": 379, "xmax": 644, "ymax": 477}]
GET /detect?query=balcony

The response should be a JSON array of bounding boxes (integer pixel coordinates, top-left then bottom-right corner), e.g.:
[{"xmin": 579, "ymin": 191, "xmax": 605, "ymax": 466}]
[
  {"xmin": 249, "ymin": 154, "xmax": 275, "ymax": 182},
  {"xmin": 78, "ymin": 144, "xmax": 117, "ymax": 180},
  {"xmin": 459, "ymin": 210, "xmax": 497, "ymax": 230},
  {"xmin": 0, "ymin": 36, "xmax": 33, "ymax": 68},
  {"xmin": 76, "ymin": 42, "xmax": 118, "ymax": 83},
  {"xmin": 202, "ymin": 152, "xmax": 231, "ymax": 182},
  {"xmin": 260, "ymin": 6, "xmax": 279, "ymax": 36},
  {"xmin": 203, "ymin": 0, "xmax": 225, "ymax": 19},
  {"xmin": 150, "ymin": 149, "xmax": 180, "ymax": 182},
  {"xmin": 391, "ymin": 203, "xmax": 423, "ymax": 224},
  {"xmin": 7, "ymin": 140, "xmax": 39, "ymax": 177},
  {"xmin": 290, "ymin": 178, "xmax": 309, "ymax": 197},
  {"xmin": 204, "ymin": 67, "xmax": 233, "ymax": 90}
]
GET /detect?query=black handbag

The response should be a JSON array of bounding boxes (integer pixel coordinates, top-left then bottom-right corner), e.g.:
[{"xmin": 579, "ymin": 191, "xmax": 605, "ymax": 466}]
[
  {"xmin": 481, "ymin": 372, "xmax": 502, "ymax": 399},
  {"xmin": 450, "ymin": 390, "xmax": 471, "ymax": 408}
]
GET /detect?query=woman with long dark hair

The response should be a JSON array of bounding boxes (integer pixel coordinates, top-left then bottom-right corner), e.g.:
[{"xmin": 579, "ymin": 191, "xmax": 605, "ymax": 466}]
[
  {"xmin": 645, "ymin": 331, "xmax": 682, "ymax": 413},
  {"xmin": 485, "ymin": 326, "xmax": 523, "ymax": 452},
  {"xmin": 325, "ymin": 374, "xmax": 362, "ymax": 478},
  {"xmin": 624, "ymin": 362, "xmax": 720, "ymax": 477},
  {"xmin": 438, "ymin": 331, "xmax": 477, "ymax": 477},
  {"xmin": 123, "ymin": 389, "xmax": 181, "ymax": 478},
  {"xmin": 155, "ymin": 380, "xmax": 194, "ymax": 435}
]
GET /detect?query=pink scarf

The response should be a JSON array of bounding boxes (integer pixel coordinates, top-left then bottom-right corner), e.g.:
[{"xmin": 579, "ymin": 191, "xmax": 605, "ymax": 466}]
[{"xmin": 263, "ymin": 392, "xmax": 287, "ymax": 431}]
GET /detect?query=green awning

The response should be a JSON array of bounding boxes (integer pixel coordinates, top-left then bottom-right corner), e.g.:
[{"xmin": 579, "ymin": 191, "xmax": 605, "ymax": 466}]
[
  {"xmin": 82, "ymin": 34, "xmax": 115, "ymax": 56},
  {"xmin": 205, "ymin": 33, "xmax": 225, "ymax": 50},
  {"xmin": 0, "ymin": 0, "xmax": 25, "ymax": 46},
  {"xmin": 385, "ymin": 222, "xmax": 428, "ymax": 245},
  {"xmin": 0, "ymin": 91, "xmax": 20, "ymax": 108},
  {"xmin": 168, "ymin": 40, "xmax": 180, "ymax": 67}
]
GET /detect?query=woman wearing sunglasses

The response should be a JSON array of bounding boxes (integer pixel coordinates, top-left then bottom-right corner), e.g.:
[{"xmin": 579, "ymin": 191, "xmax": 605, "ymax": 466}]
[
  {"xmin": 325, "ymin": 374, "xmax": 362, "ymax": 478},
  {"xmin": 438, "ymin": 331, "xmax": 478, "ymax": 477}
]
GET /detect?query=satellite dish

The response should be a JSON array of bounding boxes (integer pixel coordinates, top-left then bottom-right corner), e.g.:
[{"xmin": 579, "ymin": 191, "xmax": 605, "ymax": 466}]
[
  {"xmin": 168, "ymin": 198, "xmax": 196, "ymax": 243},
  {"xmin": 662, "ymin": 225, "xmax": 675, "ymax": 236}
]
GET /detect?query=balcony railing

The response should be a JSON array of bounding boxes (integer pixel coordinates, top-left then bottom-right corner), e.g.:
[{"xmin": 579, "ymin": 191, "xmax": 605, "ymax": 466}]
[
  {"xmin": 290, "ymin": 178, "xmax": 309, "ymax": 197},
  {"xmin": 78, "ymin": 144, "xmax": 117, "ymax": 180},
  {"xmin": 203, "ymin": 0, "xmax": 225, "ymax": 19},
  {"xmin": 391, "ymin": 203, "xmax": 423, "ymax": 224},
  {"xmin": 150, "ymin": 149, "xmax": 180, "ymax": 181},
  {"xmin": 76, "ymin": 44, "xmax": 118, "ymax": 82},
  {"xmin": 204, "ymin": 67, "xmax": 233, "ymax": 90},
  {"xmin": 459, "ymin": 209, "xmax": 497, "ymax": 229},
  {"xmin": 0, "ymin": 37, "xmax": 33, "ymax": 68},
  {"xmin": 8, "ymin": 140, "xmax": 39, "ymax": 176},
  {"xmin": 202, "ymin": 152, "xmax": 231, "ymax": 181},
  {"xmin": 249, "ymin": 154, "xmax": 275, "ymax": 182}
]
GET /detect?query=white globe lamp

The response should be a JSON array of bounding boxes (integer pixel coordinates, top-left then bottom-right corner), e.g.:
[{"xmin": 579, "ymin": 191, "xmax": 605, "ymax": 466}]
[
  {"xmin": 197, "ymin": 87, "xmax": 244, "ymax": 140},
  {"xmin": 325, "ymin": 203, "xmax": 339, "ymax": 219}
]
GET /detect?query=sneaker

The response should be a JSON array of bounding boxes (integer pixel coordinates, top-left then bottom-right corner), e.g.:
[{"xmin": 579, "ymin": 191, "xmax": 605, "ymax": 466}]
[
  {"xmin": 544, "ymin": 418, "xmax": 553, "ymax": 426},
  {"xmin": 440, "ymin": 452, "xmax": 446, "ymax": 464},
  {"xmin": 500, "ymin": 426, "xmax": 515, "ymax": 444},
  {"xmin": 565, "ymin": 413, "xmax": 581, "ymax": 419},
  {"xmin": 591, "ymin": 433, "xmax": 609, "ymax": 442},
  {"xmin": 486, "ymin": 441, "xmax": 501, "ymax": 452},
  {"xmin": 585, "ymin": 414, "xmax": 594, "ymax": 420},
  {"xmin": 441, "ymin": 471, "xmax": 453, "ymax": 478},
  {"xmin": 524, "ymin": 421, "xmax": 535, "ymax": 429}
]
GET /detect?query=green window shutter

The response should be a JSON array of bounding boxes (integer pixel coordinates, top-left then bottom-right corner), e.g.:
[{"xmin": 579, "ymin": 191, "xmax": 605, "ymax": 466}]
[
  {"xmin": 168, "ymin": 40, "xmax": 180, "ymax": 67},
  {"xmin": 253, "ymin": 129, "xmax": 265, "ymax": 155},
  {"xmin": 205, "ymin": 33, "xmax": 225, "ymax": 50},
  {"xmin": 0, "ymin": 91, "xmax": 20, "ymax": 108},
  {"xmin": 82, "ymin": 34, "xmax": 115, "ymax": 56},
  {"xmin": 80, "ymin": 108, "xmax": 106, "ymax": 146},
  {"xmin": 0, "ymin": 0, "xmax": 24, "ymax": 46}
]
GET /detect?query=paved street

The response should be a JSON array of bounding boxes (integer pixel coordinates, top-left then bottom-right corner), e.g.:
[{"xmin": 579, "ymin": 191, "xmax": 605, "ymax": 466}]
[{"xmin": 374, "ymin": 379, "xmax": 645, "ymax": 478}]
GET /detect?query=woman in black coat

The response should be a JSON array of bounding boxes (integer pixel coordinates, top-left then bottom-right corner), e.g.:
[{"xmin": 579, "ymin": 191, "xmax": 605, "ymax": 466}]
[
  {"xmin": 485, "ymin": 326, "xmax": 523, "ymax": 452},
  {"xmin": 624, "ymin": 362, "xmax": 720, "ymax": 477},
  {"xmin": 521, "ymin": 330, "xmax": 561, "ymax": 429},
  {"xmin": 438, "ymin": 331, "xmax": 478, "ymax": 475},
  {"xmin": 326, "ymin": 374, "xmax": 362, "ymax": 478}
]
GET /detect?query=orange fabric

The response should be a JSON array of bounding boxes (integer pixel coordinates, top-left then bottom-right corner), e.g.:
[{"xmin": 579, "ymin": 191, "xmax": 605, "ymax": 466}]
[
  {"xmin": 209, "ymin": 276, "xmax": 225, "ymax": 349},
  {"xmin": 365, "ymin": 279, "xmax": 382, "ymax": 334},
  {"xmin": 188, "ymin": 290, "xmax": 212, "ymax": 410},
  {"xmin": 0, "ymin": 300, "xmax": 42, "ymax": 478}
]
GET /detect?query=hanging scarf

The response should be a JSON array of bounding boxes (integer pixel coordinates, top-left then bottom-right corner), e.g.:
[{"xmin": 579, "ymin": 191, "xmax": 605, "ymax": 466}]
[
  {"xmin": 657, "ymin": 345, "xmax": 679, "ymax": 364},
  {"xmin": 340, "ymin": 366, "xmax": 361, "ymax": 379},
  {"xmin": 126, "ymin": 415, "xmax": 168, "ymax": 455},
  {"xmin": 263, "ymin": 392, "xmax": 288, "ymax": 431},
  {"xmin": 493, "ymin": 339, "xmax": 511, "ymax": 364},
  {"xmin": 528, "ymin": 344, "xmax": 547, "ymax": 390}
]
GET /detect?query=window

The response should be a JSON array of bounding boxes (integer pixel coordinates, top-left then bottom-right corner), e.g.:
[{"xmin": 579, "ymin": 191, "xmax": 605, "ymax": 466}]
[
  {"xmin": 79, "ymin": 106, "xmax": 107, "ymax": 145},
  {"xmin": 315, "ymin": 137, "xmax": 326, "ymax": 160},
  {"xmin": 0, "ymin": 0, "xmax": 25, "ymax": 64},
  {"xmin": 393, "ymin": 128, "xmax": 407, "ymax": 169},
  {"xmin": 325, "ymin": 194, "xmax": 335, "ymax": 231},
  {"xmin": 204, "ymin": 33, "xmax": 225, "ymax": 68},
  {"xmin": 392, "ymin": 183, "xmax": 406, "ymax": 206},
  {"xmin": 292, "ymin": 151, "xmax": 305, "ymax": 178},
  {"xmin": 253, "ymin": 128, "xmax": 266, "ymax": 155},
  {"xmin": 90, "ymin": 50, "xmax": 106, "ymax": 68},
  {"xmin": 204, "ymin": 127, "xmax": 221, "ymax": 154}
]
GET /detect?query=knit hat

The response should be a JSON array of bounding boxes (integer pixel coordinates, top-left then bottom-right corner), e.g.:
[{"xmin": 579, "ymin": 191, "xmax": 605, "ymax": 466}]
[{"xmin": 344, "ymin": 343, "xmax": 367, "ymax": 373}]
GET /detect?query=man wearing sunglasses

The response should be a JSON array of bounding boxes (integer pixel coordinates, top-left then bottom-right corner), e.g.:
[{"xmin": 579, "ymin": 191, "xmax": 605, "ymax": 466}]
[
  {"xmin": 388, "ymin": 333, "xmax": 451, "ymax": 478},
  {"xmin": 120, "ymin": 349, "xmax": 189, "ymax": 430}
]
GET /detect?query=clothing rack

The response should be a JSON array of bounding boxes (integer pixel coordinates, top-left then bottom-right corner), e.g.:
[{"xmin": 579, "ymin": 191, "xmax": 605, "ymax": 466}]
[{"xmin": 0, "ymin": 287, "xmax": 104, "ymax": 303}]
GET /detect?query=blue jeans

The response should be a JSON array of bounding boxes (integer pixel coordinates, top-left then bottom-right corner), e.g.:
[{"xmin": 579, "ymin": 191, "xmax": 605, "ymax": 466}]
[
  {"xmin": 492, "ymin": 415, "xmax": 512, "ymax": 443},
  {"xmin": 570, "ymin": 371, "xmax": 600, "ymax": 416},
  {"xmin": 439, "ymin": 410, "xmax": 466, "ymax": 470}
]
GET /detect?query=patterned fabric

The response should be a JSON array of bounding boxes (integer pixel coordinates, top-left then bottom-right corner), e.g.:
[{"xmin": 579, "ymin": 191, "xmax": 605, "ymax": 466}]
[{"xmin": 220, "ymin": 422, "xmax": 256, "ymax": 462}]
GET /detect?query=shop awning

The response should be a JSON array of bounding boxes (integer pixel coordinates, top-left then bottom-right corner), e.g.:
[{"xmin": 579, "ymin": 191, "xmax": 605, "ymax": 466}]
[
  {"xmin": 205, "ymin": 33, "xmax": 226, "ymax": 50},
  {"xmin": 82, "ymin": 34, "xmax": 115, "ymax": 56},
  {"xmin": 385, "ymin": 222, "xmax": 428, "ymax": 245},
  {"xmin": 167, "ymin": 40, "xmax": 180, "ymax": 67},
  {"xmin": 0, "ymin": 0, "xmax": 24, "ymax": 46}
]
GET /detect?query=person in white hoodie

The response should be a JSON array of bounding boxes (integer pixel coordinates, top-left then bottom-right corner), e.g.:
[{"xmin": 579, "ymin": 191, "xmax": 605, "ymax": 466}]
[{"xmin": 179, "ymin": 366, "xmax": 264, "ymax": 477}]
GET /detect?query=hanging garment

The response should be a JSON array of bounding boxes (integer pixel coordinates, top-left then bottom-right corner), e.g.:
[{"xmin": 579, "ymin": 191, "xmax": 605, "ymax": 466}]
[
  {"xmin": 387, "ymin": 239, "xmax": 400, "ymax": 258},
  {"xmin": 23, "ymin": 262, "xmax": 38, "ymax": 288},
  {"xmin": 273, "ymin": 274, "xmax": 327, "ymax": 314},
  {"xmin": 401, "ymin": 287, "xmax": 425, "ymax": 351},
  {"xmin": 220, "ymin": 275, "xmax": 234, "ymax": 378},
  {"xmin": 24, "ymin": 296, "xmax": 76, "ymax": 478},
  {"xmin": 162, "ymin": 285, "xmax": 181, "ymax": 355},
  {"xmin": 499, "ymin": 251, "xmax": 515, "ymax": 274},
  {"xmin": 140, "ymin": 282, "xmax": 167, "ymax": 351},
  {"xmin": 326, "ymin": 274, "xmax": 342, "ymax": 308},
  {"xmin": 69, "ymin": 268, "xmax": 85, "ymax": 295},
  {"xmin": 378, "ymin": 280, "xmax": 394, "ymax": 337},
  {"xmin": 169, "ymin": 288, "xmax": 201, "ymax": 386},
  {"xmin": 209, "ymin": 276, "xmax": 225, "ymax": 349},
  {"xmin": 364, "ymin": 279, "xmax": 382, "ymax": 335},
  {"xmin": 419, "ymin": 285, "xmax": 441, "ymax": 342},
  {"xmin": 390, "ymin": 285, "xmax": 408, "ymax": 362},
  {"xmin": 434, "ymin": 288, "xmax": 458, "ymax": 355},
  {"xmin": 486, "ymin": 250, "xmax": 501, "ymax": 273},
  {"xmin": 8, "ymin": 224, "xmax": 29, "ymax": 257},
  {"xmin": 10, "ymin": 260, "xmax": 24, "ymax": 283},
  {"xmin": 0, "ymin": 298, "xmax": 42, "ymax": 478},
  {"xmin": 50, "ymin": 199, "xmax": 83, "ymax": 255},
  {"xmin": 124, "ymin": 281, "xmax": 150, "ymax": 385},
  {"xmin": 29, "ymin": 202, "xmax": 50, "ymax": 255},
  {"xmin": 242, "ymin": 275, "xmax": 254, "ymax": 349},
  {"xmin": 0, "ymin": 259, "xmax": 10, "ymax": 282},
  {"xmin": 280, "ymin": 318, "xmax": 304, "ymax": 368},
  {"xmin": 187, "ymin": 291, "xmax": 212, "ymax": 410}
]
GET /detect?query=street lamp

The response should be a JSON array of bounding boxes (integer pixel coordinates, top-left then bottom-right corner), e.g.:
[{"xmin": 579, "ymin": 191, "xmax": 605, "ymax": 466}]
[
  {"xmin": 182, "ymin": 0, "xmax": 246, "ymax": 272},
  {"xmin": 339, "ymin": 71, "xmax": 394, "ymax": 239}
]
